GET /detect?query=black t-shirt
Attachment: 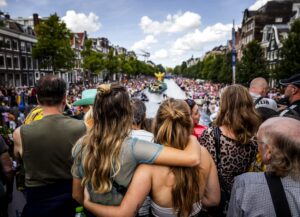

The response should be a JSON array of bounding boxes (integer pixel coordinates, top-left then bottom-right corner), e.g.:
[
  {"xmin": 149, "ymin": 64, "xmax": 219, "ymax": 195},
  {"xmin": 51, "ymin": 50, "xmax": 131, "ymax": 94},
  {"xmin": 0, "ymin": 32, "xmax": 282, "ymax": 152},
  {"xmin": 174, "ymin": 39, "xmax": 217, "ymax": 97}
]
[{"xmin": 280, "ymin": 100, "xmax": 300, "ymax": 118}]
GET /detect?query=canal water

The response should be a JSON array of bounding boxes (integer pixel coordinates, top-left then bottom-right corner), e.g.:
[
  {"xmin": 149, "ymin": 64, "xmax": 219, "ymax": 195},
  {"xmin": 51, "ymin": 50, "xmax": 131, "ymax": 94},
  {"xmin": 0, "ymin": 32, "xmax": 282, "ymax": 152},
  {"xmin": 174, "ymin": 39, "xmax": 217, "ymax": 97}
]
[{"xmin": 144, "ymin": 79, "xmax": 187, "ymax": 118}]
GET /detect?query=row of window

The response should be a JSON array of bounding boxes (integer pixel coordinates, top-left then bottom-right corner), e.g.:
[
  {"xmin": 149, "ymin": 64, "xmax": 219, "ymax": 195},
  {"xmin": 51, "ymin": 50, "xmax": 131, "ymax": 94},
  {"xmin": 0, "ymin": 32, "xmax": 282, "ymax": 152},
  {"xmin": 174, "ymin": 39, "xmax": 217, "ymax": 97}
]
[
  {"xmin": 0, "ymin": 54, "xmax": 37, "ymax": 70},
  {"xmin": 0, "ymin": 72, "xmax": 34, "ymax": 87},
  {"xmin": 0, "ymin": 36, "xmax": 33, "ymax": 52}
]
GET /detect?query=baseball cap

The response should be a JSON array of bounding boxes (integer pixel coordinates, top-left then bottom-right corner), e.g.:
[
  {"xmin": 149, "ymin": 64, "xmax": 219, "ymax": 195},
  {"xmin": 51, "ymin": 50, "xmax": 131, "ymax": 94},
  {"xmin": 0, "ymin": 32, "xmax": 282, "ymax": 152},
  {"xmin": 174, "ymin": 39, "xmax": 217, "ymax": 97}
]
[
  {"xmin": 73, "ymin": 89, "xmax": 97, "ymax": 106},
  {"xmin": 279, "ymin": 73, "xmax": 300, "ymax": 87}
]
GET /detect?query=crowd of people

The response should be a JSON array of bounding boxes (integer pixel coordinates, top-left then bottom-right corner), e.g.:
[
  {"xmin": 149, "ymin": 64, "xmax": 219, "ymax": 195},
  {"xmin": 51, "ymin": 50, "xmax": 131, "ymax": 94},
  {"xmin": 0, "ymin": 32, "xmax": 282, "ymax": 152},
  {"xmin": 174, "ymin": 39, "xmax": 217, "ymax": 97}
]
[{"xmin": 0, "ymin": 73, "xmax": 299, "ymax": 217}]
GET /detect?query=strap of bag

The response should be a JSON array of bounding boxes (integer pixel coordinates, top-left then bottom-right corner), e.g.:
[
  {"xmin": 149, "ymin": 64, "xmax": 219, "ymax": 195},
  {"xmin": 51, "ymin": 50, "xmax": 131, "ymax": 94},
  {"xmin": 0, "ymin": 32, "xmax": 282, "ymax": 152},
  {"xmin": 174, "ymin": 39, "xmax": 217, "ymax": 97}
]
[
  {"xmin": 212, "ymin": 127, "xmax": 228, "ymax": 192},
  {"xmin": 254, "ymin": 96, "xmax": 263, "ymax": 105},
  {"xmin": 264, "ymin": 173, "xmax": 292, "ymax": 217}
]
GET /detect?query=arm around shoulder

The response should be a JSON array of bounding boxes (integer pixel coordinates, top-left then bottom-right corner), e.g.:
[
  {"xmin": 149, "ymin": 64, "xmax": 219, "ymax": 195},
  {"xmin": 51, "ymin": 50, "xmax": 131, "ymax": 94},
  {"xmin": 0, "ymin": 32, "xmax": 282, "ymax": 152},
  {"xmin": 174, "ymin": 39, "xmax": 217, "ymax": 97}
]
[
  {"xmin": 154, "ymin": 135, "xmax": 201, "ymax": 167},
  {"xmin": 84, "ymin": 164, "xmax": 152, "ymax": 217}
]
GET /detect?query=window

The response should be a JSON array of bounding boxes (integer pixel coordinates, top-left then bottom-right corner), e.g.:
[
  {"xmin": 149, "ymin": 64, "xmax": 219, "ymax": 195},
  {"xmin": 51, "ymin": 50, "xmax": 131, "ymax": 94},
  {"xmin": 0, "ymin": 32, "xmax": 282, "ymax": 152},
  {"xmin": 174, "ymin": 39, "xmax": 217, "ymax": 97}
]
[
  {"xmin": 33, "ymin": 59, "xmax": 37, "ymax": 69},
  {"xmin": 6, "ymin": 55, "xmax": 12, "ymax": 68},
  {"xmin": 13, "ymin": 56, "xmax": 19, "ymax": 69},
  {"xmin": 12, "ymin": 40, "xmax": 18, "ymax": 50},
  {"xmin": 27, "ymin": 57, "xmax": 32, "ymax": 69},
  {"xmin": 26, "ymin": 43, "xmax": 32, "ymax": 52},
  {"xmin": 20, "ymin": 42, "xmax": 26, "ymax": 52},
  {"xmin": 21, "ymin": 56, "xmax": 27, "ymax": 69},
  {"xmin": 5, "ymin": 39, "xmax": 11, "ymax": 49},
  {"xmin": 0, "ymin": 54, "xmax": 5, "ymax": 68},
  {"xmin": 275, "ymin": 18, "xmax": 283, "ymax": 23}
]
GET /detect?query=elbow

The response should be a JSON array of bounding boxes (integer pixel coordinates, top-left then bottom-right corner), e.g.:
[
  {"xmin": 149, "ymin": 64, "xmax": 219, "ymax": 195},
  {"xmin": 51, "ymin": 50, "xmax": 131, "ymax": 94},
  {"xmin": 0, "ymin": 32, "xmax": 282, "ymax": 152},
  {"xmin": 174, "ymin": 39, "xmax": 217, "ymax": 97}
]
[
  {"xmin": 202, "ymin": 196, "xmax": 220, "ymax": 208},
  {"xmin": 72, "ymin": 192, "xmax": 83, "ymax": 205},
  {"xmin": 190, "ymin": 154, "xmax": 201, "ymax": 167}
]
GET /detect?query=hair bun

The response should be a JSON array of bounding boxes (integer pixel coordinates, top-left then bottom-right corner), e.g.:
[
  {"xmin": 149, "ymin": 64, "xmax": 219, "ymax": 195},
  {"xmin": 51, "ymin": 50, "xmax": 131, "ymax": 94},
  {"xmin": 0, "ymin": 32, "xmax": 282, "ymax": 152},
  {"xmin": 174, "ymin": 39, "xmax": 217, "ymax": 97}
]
[
  {"xmin": 169, "ymin": 109, "xmax": 184, "ymax": 121},
  {"xmin": 97, "ymin": 84, "xmax": 111, "ymax": 96}
]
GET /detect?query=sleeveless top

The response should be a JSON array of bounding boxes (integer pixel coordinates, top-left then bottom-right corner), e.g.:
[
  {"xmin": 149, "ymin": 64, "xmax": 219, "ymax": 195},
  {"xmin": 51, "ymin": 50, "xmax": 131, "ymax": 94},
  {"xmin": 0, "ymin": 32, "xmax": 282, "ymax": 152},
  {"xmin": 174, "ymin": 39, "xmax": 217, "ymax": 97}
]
[
  {"xmin": 150, "ymin": 200, "xmax": 202, "ymax": 217},
  {"xmin": 71, "ymin": 137, "xmax": 163, "ymax": 205},
  {"xmin": 21, "ymin": 114, "xmax": 86, "ymax": 187}
]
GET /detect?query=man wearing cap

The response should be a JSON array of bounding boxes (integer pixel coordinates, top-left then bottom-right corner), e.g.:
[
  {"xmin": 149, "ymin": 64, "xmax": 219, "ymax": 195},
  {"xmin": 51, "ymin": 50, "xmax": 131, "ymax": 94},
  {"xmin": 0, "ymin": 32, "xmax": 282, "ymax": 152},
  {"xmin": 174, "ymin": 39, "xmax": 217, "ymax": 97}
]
[
  {"xmin": 13, "ymin": 75, "xmax": 86, "ymax": 217},
  {"xmin": 73, "ymin": 89, "xmax": 97, "ymax": 120},
  {"xmin": 279, "ymin": 73, "xmax": 300, "ymax": 117}
]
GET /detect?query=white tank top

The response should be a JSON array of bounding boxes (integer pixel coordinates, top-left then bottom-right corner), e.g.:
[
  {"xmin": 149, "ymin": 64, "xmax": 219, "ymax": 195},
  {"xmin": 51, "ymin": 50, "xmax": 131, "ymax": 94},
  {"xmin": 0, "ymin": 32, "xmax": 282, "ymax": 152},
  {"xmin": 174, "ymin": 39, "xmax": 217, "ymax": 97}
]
[{"xmin": 150, "ymin": 200, "xmax": 202, "ymax": 217}]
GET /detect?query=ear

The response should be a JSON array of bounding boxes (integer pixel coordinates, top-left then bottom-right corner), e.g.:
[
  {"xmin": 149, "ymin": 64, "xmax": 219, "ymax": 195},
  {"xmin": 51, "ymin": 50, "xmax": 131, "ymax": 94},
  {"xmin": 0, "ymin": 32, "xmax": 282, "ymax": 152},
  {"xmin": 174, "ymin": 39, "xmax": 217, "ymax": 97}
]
[{"xmin": 264, "ymin": 143, "xmax": 273, "ymax": 163}]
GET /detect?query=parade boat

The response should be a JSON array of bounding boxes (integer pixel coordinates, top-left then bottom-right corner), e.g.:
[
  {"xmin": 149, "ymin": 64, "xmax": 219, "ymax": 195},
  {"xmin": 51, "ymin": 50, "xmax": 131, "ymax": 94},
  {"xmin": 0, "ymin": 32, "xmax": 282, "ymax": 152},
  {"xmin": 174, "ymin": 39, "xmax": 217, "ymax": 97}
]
[
  {"xmin": 149, "ymin": 82, "xmax": 167, "ymax": 94},
  {"xmin": 148, "ymin": 71, "xmax": 168, "ymax": 94}
]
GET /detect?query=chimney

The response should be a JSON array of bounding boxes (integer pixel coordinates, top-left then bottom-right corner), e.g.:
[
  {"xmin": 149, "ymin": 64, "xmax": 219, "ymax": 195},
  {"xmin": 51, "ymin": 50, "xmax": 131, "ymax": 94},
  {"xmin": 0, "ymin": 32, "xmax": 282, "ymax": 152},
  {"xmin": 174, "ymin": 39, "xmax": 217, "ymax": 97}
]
[
  {"xmin": 33, "ymin": 13, "xmax": 39, "ymax": 28},
  {"xmin": 4, "ymin": 13, "xmax": 10, "ymax": 19}
]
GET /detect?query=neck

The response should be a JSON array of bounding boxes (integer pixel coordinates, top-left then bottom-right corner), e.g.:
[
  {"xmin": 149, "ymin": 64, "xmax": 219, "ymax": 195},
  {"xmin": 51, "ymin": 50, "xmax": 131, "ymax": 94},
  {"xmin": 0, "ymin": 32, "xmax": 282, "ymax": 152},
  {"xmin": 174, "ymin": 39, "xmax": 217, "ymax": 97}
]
[
  {"xmin": 219, "ymin": 125, "xmax": 236, "ymax": 140},
  {"xmin": 291, "ymin": 95, "xmax": 300, "ymax": 104},
  {"xmin": 41, "ymin": 105, "xmax": 63, "ymax": 117},
  {"xmin": 132, "ymin": 124, "xmax": 141, "ymax": 130}
]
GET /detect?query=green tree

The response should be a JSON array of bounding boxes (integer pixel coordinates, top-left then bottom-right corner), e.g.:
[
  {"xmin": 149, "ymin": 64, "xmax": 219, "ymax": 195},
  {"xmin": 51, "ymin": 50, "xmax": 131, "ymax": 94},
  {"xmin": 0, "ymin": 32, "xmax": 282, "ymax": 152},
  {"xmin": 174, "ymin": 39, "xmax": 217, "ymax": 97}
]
[
  {"xmin": 237, "ymin": 40, "xmax": 267, "ymax": 84},
  {"xmin": 81, "ymin": 39, "xmax": 104, "ymax": 82},
  {"xmin": 104, "ymin": 48, "xmax": 120, "ymax": 81},
  {"xmin": 208, "ymin": 55, "xmax": 223, "ymax": 82},
  {"xmin": 278, "ymin": 19, "xmax": 300, "ymax": 79},
  {"xmin": 201, "ymin": 55, "xmax": 215, "ymax": 79},
  {"xmin": 218, "ymin": 52, "xmax": 232, "ymax": 84},
  {"xmin": 32, "ymin": 14, "xmax": 75, "ymax": 72}
]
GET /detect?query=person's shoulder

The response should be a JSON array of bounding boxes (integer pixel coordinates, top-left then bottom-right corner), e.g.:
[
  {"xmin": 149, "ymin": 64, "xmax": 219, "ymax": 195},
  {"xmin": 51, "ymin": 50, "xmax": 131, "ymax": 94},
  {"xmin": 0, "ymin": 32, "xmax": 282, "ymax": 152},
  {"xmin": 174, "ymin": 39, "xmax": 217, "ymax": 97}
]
[{"xmin": 234, "ymin": 172, "xmax": 266, "ymax": 187}]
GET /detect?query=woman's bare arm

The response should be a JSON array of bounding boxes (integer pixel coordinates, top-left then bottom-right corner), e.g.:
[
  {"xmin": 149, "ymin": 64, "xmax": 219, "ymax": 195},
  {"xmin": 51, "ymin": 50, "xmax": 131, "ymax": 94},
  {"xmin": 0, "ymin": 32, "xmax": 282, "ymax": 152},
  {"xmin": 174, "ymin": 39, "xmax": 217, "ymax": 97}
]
[
  {"xmin": 200, "ymin": 146, "xmax": 220, "ymax": 207},
  {"xmin": 84, "ymin": 165, "xmax": 152, "ymax": 217},
  {"xmin": 154, "ymin": 135, "xmax": 201, "ymax": 167}
]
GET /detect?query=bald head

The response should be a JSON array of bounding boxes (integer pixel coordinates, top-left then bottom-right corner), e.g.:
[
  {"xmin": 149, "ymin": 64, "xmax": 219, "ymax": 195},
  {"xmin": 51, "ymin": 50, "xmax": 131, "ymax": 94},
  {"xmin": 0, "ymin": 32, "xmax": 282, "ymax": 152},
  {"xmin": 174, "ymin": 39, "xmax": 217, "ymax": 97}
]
[
  {"xmin": 259, "ymin": 117, "xmax": 300, "ymax": 144},
  {"xmin": 249, "ymin": 77, "xmax": 269, "ymax": 97}
]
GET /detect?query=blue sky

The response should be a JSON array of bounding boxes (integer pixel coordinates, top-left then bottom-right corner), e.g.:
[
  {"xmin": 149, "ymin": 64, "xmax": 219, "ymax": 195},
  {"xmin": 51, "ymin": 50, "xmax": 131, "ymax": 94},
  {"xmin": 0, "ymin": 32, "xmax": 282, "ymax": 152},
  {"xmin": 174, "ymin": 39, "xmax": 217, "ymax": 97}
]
[{"xmin": 0, "ymin": 0, "xmax": 271, "ymax": 67}]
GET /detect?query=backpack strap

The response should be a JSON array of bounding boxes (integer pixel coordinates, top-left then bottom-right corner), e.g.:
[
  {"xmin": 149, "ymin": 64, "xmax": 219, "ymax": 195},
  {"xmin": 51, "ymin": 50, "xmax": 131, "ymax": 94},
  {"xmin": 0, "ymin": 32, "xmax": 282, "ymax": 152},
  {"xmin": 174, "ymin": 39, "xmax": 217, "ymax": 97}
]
[{"xmin": 264, "ymin": 173, "xmax": 292, "ymax": 217}]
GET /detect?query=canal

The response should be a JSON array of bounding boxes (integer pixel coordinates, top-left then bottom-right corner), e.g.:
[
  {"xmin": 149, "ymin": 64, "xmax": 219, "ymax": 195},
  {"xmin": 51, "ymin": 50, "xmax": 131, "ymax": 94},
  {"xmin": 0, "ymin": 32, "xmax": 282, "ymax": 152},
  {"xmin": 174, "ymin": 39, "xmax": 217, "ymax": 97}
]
[{"xmin": 144, "ymin": 79, "xmax": 187, "ymax": 118}]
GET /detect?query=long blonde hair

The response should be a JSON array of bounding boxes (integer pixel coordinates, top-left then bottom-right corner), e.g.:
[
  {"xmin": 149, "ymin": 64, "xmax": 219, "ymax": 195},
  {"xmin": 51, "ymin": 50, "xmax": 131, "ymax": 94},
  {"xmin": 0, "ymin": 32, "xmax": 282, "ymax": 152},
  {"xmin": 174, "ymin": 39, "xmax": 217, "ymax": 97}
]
[
  {"xmin": 153, "ymin": 98, "xmax": 202, "ymax": 217},
  {"xmin": 215, "ymin": 84, "xmax": 261, "ymax": 144},
  {"xmin": 80, "ymin": 83, "xmax": 132, "ymax": 193}
]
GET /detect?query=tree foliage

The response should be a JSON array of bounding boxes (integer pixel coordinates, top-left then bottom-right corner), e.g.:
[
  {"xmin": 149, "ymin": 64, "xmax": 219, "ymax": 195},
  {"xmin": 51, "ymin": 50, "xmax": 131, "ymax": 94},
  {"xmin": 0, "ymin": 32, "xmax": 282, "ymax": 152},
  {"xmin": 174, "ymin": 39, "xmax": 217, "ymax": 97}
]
[
  {"xmin": 278, "ymin": 19, "xmax": 300, "ymax": 79},
  {"xmin": 236, "ymin": 40, "xmax": 267, "ymax": 85},
  {"xmin": 32, "ymin": 14, "xmax": 75, "ymax": 72}
]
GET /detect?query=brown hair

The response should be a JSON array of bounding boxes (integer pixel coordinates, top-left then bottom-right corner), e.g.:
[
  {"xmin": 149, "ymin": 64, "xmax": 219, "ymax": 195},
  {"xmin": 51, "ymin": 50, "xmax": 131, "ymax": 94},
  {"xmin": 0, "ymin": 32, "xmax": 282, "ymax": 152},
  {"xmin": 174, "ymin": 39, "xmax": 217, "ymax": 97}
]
[
  {"xmin": 153, "ymin": 98, "xmax": 201, "ymax": 216},
  {"xmin": 80, "ymin": 83, "xmax": 132, "ymax": 193},
  {"xmin": 36, "ymin": 75, "xmax": 66, "ymax": 106},
  {"xmin": 215, "ymin": 84, "xmax": 261, "ymax": 144}
]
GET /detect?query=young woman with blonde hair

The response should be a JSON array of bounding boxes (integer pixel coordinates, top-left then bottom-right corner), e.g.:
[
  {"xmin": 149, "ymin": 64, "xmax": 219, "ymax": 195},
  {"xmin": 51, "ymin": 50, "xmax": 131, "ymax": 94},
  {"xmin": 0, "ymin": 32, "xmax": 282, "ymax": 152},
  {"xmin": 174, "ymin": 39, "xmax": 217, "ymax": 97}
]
[
  {"xmin": 83, "ymin": 98, "xmax": 220, "ymax": 217},
  {"xmin": 72, "ymin": 83, "xmax": 203, "ymax": 206}
]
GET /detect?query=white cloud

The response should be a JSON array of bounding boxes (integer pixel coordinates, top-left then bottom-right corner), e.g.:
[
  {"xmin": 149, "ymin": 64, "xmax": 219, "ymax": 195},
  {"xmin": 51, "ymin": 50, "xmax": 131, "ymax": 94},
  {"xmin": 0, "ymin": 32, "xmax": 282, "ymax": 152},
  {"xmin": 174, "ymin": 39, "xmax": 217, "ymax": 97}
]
[
  {"xmin": 131, "ymin": 35, "xmax": 157, "ymax": 51},
  {"xmin": 152, "ymin": 49, "xmax": 169, "ymax": 60},
  {"xmin": 62, "ymin": 10, "xmax": 101, "ymax": 33},
  {"xmin": 171, "ymin": 23, "xmax": 232, "ymax": 53},
  {"xmin": 140, "ymin": 11, "xmax": 201, "ymax": 35},
  {"xmin": 0, "ymin": 0, "xmax": 7, "ymax": 7},
  {"xmin": 249, "ymin": 0, "xmax": 271, "ymax": 10}
]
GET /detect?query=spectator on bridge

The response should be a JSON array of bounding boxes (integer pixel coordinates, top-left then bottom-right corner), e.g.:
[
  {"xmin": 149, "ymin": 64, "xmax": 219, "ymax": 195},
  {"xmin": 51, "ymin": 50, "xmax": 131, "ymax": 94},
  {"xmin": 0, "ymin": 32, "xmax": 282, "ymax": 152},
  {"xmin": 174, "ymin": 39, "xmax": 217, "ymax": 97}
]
[
  {"xmin": 227, "ymin": 117, "xmax": 300, "ymax": 217},
  {"xmin": 185, "ymin": 98, "xmax": 207, "ymax": 139},
  {"xmin": 83, "ymin": 98, "xmax": 220, "ymax": 217},
  {"xmin": 200, "ymin": 84, "xmax": 261, "ymax": 216},
  {"xmin": 249, "ymin": 77, "xmax": 278, "ymax": 116},
  {"xmin": 13, "ymin": 75, "xmax": 86, "ymax": 217},
  {"xmin": 279, "ymin": 73, "xmax": 300, "ymax": 118},
  {"xmin": 71, "ymin": 83, "xmax": 202, "ymax": 207}
]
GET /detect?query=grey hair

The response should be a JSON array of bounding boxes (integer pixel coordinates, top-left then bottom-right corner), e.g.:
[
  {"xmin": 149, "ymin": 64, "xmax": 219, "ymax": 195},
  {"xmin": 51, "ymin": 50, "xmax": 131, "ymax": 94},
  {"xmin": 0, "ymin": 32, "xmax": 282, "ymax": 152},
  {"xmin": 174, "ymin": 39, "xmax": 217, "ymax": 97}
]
[
  {"xmin": 260, "ymin": 117, "xmax": 300, "ymax": 180},
  {"xmin": 131, "ymin": 99, "xmax": 146, "ymax": 126}
]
